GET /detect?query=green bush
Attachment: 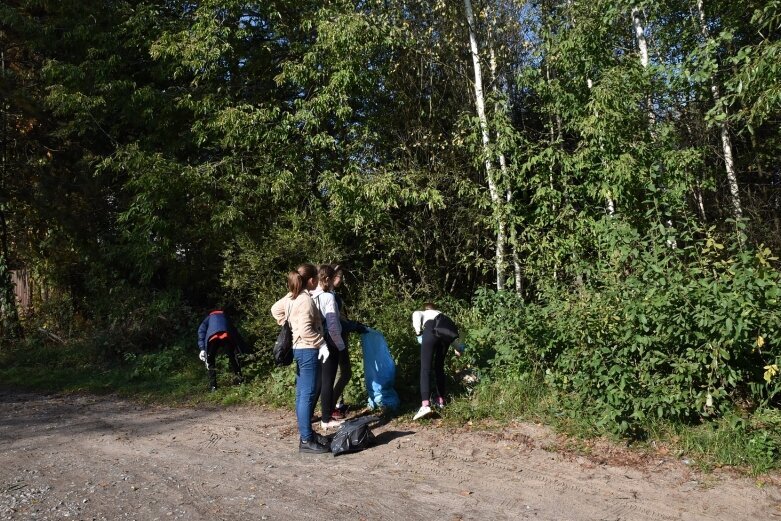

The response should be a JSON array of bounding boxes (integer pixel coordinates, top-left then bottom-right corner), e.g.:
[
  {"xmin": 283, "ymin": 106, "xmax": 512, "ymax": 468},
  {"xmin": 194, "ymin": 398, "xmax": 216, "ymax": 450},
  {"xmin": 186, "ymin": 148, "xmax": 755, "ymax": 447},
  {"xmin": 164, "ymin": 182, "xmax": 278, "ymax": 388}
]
[{"xmin": 470, "ymin": 229, "xmax": 781, "ymax": 435}]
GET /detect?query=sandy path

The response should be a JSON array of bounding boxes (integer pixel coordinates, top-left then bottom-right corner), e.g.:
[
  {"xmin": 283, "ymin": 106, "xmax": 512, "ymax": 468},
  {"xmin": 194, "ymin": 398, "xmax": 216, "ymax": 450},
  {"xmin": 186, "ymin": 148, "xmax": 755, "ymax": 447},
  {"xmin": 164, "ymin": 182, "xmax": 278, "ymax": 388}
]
[{"xmin": 1, "ymin": 391, "xmax": 779, "ymax": 520}]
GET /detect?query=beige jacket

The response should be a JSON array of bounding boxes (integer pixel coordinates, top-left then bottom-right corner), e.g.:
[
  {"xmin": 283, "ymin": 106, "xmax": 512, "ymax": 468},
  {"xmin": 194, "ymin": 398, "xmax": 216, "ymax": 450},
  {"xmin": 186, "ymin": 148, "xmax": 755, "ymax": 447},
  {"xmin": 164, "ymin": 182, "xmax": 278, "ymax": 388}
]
[{"xmin": 271, "ymin": 291, "xmax": 325, "ymax": 349}]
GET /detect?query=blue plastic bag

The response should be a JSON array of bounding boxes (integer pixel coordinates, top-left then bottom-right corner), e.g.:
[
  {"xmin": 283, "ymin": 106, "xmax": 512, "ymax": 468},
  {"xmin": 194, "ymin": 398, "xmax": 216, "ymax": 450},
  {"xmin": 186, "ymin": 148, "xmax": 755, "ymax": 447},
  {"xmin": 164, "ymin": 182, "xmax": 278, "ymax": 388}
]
[{"xmin": 360, "ymin": 328, "xmax": 400, "ymax": 410}]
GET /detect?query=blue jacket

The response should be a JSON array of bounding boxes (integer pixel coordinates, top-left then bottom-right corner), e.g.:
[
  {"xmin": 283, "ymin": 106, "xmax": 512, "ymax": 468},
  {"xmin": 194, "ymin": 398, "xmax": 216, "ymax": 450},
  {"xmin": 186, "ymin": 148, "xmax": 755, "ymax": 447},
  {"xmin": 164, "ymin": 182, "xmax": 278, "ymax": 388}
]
[{"xmin": 197, "ymin": 311, "xmax": 245, "ymax": 353}]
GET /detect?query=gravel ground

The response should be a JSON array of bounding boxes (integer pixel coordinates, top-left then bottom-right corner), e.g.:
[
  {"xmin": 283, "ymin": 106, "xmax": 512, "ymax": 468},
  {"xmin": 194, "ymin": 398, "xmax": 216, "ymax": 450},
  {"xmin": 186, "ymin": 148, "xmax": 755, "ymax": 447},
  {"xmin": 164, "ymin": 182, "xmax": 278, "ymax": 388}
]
[{"xmin": 1, "ymin": 390, "xmax": 780, "ymax": 520}]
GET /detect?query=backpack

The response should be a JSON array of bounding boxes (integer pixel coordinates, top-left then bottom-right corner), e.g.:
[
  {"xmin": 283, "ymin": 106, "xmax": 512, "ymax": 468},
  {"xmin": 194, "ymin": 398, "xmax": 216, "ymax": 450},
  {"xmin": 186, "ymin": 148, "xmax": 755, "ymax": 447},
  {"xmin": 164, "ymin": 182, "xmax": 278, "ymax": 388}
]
[
  {"xmin": 432, "ymin": 313, "xmax": 459, "ymax": 345},
  {"xmin": 330, "ymin": 416, "xmax": 379, "ymax": 456},
  {"xmin": 273, "ymin": 303, "xmax": 294, "ymax": 366}
]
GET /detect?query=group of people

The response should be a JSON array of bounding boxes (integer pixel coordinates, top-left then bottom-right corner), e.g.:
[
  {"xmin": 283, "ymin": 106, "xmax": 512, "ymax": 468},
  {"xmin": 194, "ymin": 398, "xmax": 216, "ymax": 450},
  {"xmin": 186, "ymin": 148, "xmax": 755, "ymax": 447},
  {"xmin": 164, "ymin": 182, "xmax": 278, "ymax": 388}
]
[
  {"xmin": 197, "ymin": 262, "xmax": 464, "ymax": 455},
  {"xmin": 269, "ymin": 263, "xmax": 363, "ymax": 453}
]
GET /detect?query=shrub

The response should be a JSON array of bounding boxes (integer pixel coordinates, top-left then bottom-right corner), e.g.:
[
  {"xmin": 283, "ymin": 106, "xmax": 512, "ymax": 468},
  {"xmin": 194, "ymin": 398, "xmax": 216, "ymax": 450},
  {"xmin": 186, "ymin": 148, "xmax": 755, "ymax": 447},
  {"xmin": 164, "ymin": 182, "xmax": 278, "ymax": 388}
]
[{"xmin": 470, "ymin": 230, "xmax": 781, "ymax": 435}]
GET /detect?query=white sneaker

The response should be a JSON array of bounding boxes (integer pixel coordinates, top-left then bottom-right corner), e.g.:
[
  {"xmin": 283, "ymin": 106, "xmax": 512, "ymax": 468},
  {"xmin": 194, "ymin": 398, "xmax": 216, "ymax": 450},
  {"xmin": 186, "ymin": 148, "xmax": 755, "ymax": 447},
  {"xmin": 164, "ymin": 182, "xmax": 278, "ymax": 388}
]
[
  {"xmin": 413, "ymin": 405, "xmax": 433, "ymax": 420},
  {"xmin": 320, "ymin": 419, "xmax": 344, "ymax": 431}
]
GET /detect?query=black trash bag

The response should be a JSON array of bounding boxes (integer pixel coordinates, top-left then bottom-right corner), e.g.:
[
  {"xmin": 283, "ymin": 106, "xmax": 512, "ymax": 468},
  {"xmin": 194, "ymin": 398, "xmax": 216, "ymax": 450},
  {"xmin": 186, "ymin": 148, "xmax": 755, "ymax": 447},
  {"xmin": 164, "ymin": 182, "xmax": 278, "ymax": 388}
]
[{"xmin": 330, "ymin": 416, "xmax": 380, "ymax": 456}]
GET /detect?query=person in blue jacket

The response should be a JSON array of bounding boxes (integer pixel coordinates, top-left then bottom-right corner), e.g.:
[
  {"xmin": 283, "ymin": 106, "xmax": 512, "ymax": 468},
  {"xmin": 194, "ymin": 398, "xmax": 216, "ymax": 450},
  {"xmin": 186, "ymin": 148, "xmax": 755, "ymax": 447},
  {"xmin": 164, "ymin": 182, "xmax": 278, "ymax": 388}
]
[{"xmin": 197, "ymin": 308, "xmax": 245, "ymax": 391}]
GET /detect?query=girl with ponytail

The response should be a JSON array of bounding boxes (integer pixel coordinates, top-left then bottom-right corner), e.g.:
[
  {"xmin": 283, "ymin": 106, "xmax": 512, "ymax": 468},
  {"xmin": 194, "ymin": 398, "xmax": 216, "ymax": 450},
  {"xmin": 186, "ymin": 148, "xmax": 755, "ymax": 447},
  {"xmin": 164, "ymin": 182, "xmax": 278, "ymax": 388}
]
[{"xmin": 271, "ymin": 263, "xmax": 331, "ymax": 454}]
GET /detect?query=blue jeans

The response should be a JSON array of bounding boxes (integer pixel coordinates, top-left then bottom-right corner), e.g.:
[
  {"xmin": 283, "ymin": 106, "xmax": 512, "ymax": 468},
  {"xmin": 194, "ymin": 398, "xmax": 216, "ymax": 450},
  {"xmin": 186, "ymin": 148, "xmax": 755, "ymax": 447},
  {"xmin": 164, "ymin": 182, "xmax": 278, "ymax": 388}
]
[{"xmin": 293, "ymin": 347, "xmax": 320, "ymax": 442}]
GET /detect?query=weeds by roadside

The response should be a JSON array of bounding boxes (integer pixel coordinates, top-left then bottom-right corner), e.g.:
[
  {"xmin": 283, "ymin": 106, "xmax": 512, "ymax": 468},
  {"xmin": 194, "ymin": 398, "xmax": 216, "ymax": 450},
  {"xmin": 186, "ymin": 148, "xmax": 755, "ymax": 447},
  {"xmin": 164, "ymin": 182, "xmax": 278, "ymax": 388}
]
[
  {"xmin": 2, "ymin": 339, "xmax": 779, "ymax": 476},
  {"xmin": 440, "ymin": 373, "xmax": 781, "ymax": 476}
]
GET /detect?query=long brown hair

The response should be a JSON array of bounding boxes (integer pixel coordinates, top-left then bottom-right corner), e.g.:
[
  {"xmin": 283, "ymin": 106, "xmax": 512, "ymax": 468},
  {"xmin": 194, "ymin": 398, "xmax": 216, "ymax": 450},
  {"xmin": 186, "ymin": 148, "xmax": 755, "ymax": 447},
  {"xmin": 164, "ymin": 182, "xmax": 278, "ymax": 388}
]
[
  {"xmin": 288, "ymin": 263, "xmax": 318, "ymax": 298},
  {"xmin": 318, "ymin": 264, "xmax": 336, "ymax": 290},
  {"xmin": 287, "ymin": 271, "xmax": 304, "ymax": 298}
]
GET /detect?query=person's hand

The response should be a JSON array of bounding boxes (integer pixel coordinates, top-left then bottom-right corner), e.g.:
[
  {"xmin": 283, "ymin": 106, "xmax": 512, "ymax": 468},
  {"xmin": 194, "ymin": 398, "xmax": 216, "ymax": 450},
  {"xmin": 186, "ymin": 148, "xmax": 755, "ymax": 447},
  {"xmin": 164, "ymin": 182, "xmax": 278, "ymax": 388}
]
[
  {"xmin": 318, "ymin": 345, "xmax": 330, "ymax": 363},
  {"xmin": 199, "ymin": 350, "xmax": 207, "ymax": 362},
  {"xmin": 453, "ymin": 341, "xmax": 466, "ymax": 357}
]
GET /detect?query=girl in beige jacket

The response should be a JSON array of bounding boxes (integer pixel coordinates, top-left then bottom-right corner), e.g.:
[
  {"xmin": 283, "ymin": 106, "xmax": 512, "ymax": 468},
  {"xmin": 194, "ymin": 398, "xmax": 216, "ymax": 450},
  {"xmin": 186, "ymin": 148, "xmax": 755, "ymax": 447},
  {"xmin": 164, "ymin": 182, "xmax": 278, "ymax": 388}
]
[{"xmin": 271, "ymin": 263, "xmax": 330, "ymax": 454}]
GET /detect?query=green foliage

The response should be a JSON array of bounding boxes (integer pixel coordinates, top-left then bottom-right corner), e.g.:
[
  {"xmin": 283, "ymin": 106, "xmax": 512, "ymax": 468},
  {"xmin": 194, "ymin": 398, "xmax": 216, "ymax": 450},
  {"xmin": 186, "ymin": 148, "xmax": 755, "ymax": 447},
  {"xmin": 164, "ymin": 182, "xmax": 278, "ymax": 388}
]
[
  {"xmin": 0, "ymin": 336, "xmax": 205, "ymax": 401},
  {"xmin": 471, "ymin": 227, "xmax": 781, "ymax": 435},
  {"xmin": 125, "ymin": 343, "xmax": 190, "ymax": 380},
  {"xmin": 444, "ymin": 372, "xmax": 548, "ymax": 423},
  {"xmin": 3, "ymin": 0, "xmax": 781, "ymax": 465}
]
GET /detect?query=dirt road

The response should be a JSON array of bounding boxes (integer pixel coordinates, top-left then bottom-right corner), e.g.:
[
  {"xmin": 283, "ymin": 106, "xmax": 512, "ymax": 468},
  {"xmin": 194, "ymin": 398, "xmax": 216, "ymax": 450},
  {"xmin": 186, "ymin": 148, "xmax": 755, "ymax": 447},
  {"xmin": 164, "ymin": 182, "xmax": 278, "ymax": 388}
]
[{"xmin": 1, "ymin": 391, "xmax": 779, "ymax": 520}]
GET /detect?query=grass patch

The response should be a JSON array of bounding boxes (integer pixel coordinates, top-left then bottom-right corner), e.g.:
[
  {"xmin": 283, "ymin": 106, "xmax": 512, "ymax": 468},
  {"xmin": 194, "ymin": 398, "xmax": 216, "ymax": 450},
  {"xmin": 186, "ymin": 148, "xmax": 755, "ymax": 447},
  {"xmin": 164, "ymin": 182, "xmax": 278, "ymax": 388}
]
[
  {"xmin": 0, "ymin": 351, "xmax": 206, "ymax": 404},
  {"xmin": 444, "ymin": 372, "xmax": 549, "ymax": 423},
  {"xmin": 443, "ymin": 372, "xmax": 781, "ymax": 476},
  {"xmin": 0, "ymin": 339, "xmax": 302, "ymax": 408},
  {"xmin": 645, "ymin": 410, "xmax": 781, "ymax": 475}
]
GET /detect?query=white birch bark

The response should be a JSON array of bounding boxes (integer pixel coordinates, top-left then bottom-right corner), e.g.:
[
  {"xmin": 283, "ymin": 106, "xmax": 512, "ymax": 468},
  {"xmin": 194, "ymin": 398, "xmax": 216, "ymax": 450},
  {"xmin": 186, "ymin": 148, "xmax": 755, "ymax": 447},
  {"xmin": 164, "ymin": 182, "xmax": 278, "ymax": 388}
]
[
  {"xmin": 632, "ymin": 7, "xmax": 650, "ymax": 68},
  {"xmin": 633, "ymin": 7, "xmax": 679, "ymax": 247},
  {"xmin": 465, "ymin": 0, "xmax": 506, "ymax": 290},
  {"xmin": 546, "ymin": 65, "xmax": 558, "ymax": 202},
  {"xmin": 696, "ymin": 0, "xmax": 743, "ymax": 219},
  {"xmin": 488, "ymin": 16, "xmax": 522, "ymax": 293},
  {"xmin": 632, "ymin": 7, "xmax": 656, "ymax": 126}
]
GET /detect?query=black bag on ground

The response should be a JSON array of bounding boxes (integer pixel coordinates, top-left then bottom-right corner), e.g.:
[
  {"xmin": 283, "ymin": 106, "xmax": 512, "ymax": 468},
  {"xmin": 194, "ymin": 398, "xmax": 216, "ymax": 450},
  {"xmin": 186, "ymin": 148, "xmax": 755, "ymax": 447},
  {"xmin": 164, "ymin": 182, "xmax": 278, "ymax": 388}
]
[
  {"xmin": 273, "ymin": 321, "xmax": 293, "ymax": 366},
  {"xmin": 330, "ymin": 416, "xmax": 379, "ymax": 456},
  {"xmin": 432, "ymin": 313, "xmax": 459, "ymax": 345}
]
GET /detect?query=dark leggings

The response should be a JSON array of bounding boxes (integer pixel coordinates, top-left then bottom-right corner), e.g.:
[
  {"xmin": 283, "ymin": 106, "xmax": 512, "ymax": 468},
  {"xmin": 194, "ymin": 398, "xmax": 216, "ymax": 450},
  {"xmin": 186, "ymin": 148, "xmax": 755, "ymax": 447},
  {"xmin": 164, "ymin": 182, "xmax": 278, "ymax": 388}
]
[
  {"xmin": 206, "ymin": 337, "xmax": 242, "ymax": 387},
  {"xmin": 420, "ymin": 324, "xmax": 447, "ymax": 402},
  {"xmin": 332, "ymin": 343, "xmax": 352, "ymax": 408},
  {"xmin": 319, "ymin": 344, "xmax": 339, "ymax": 422}
]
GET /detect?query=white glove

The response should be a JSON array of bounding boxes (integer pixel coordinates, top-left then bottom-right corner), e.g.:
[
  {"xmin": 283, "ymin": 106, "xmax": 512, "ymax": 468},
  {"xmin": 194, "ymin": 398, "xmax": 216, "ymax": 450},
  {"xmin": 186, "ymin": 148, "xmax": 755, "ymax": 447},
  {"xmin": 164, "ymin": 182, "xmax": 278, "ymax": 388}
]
[
  {"xmin": 318, "ymin": 345, "xmax": 330, "ymax": 363},
  {"xmin": 199, "ymin": 350, "xmax": 207, "ymax": 362}
]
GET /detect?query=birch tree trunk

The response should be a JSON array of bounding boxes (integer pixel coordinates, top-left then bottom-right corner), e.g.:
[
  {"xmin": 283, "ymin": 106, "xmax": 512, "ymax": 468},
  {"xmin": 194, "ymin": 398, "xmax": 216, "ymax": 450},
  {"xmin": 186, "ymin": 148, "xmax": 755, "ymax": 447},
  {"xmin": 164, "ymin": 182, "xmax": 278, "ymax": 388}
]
[
  {"xmin": 632, "ymin": 7, "xmax": 656, "ymax": 126},
  {"xmin": 696, "ymin": 0, "xmax": 743, "ymax": 220},
  {"xmin": 488, "ymin": 15, "xmax": 522, "ymax": 294},
  {"xmin": 465, "ymin": 0, "xmax": 506, "ymax": 291},
  {"xmin": 585, "ymin": 78, "xmax": 616, "ymax": 215}
]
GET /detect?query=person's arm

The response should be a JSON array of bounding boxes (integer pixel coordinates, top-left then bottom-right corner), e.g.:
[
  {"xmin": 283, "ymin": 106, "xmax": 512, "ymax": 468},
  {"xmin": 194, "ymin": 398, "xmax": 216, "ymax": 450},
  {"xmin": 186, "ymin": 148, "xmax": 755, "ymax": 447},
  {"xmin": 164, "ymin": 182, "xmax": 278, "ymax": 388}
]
[
  {"xmin": 412, "ymin": 311, "xmax": 423, "ymax": 335},
  {"xmin": 342, "ymin": 319, "xmax": 367, "ymax": 334},
  {"xmin": 320, "ymin": 293, "xmax": 345, "ymax": 350},
  {"xmin": 197, "ymin": 316, "xmax": 209, "ymax": 350},
  {"xmin": 270, "ymin": 294, "xmax": 292, "ymax": 325}
]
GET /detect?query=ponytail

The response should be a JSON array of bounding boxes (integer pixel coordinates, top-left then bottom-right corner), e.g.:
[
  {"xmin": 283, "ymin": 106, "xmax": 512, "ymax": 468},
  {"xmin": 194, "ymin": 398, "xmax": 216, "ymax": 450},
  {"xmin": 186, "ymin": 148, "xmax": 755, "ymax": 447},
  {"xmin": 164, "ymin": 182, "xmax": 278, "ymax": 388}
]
[
  {"xmin": 290, "ymin": 263, "xmax": 318, "ymax": 298},
  {"xmin": 287, "ymin": 271, "xmax": 305, "ymax": 298}
]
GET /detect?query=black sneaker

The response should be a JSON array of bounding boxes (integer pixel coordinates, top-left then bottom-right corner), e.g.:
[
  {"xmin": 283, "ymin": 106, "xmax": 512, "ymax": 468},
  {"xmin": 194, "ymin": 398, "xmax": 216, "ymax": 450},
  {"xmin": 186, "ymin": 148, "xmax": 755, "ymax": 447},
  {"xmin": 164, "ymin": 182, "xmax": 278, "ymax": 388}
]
[{"xmin": 299, "ymin": 439, "xmax": 330, "ymax": 454}]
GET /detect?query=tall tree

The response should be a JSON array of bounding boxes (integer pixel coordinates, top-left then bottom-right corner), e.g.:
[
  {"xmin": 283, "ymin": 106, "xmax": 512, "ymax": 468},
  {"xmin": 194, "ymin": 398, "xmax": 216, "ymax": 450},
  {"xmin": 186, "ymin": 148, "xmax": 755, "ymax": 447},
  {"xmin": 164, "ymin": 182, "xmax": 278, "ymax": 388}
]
[
  {"xmin": 696, "ymin": 0, "xmax": 743, "ymax": 220},
  {"xmin": 0, "ymin": 50, "xmax": 21, "ymax": 340},
  {"xmin": 464, "ymin": 0, "xmax": 507, "ymax": 291}
]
